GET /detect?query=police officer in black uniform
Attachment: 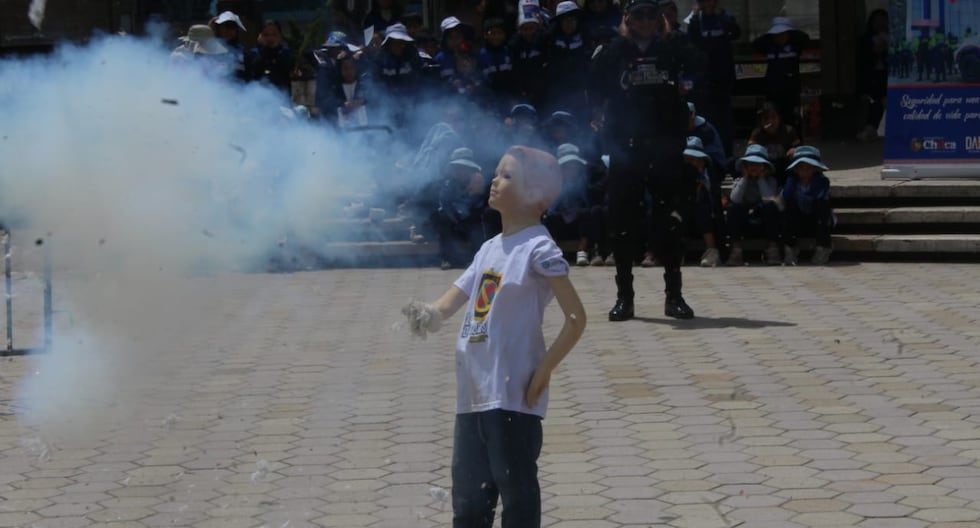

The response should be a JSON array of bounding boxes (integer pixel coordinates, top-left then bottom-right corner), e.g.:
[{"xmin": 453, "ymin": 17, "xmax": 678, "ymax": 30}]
[{"xmin": 590, "ymin": 0, "xmax": 704, "ymax": 321}]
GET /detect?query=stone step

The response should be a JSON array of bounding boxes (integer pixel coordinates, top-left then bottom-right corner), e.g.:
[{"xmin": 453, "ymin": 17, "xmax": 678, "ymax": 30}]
[
  {"xmin": 835, "ymin": 206, "xmax": 980, "ymax": 225},
  {"xmin": 831, "ymin": 180, "xmax": 980, "ymax": 200},
  {"xmin": 829, "ymin": 234, "xmax": 980, "ymax": 254}
]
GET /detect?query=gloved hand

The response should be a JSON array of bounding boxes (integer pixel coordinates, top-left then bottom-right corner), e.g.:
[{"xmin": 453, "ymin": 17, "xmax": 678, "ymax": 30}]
[{"xmin": 401, "ymin": 299, "xmax": 442, "ymax": 339}]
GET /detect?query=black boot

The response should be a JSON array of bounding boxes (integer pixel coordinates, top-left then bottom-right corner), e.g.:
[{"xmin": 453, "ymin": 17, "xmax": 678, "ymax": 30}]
[
  {"xmin": 664, "ymin": 271, "xmax": 694, "ymax": 319},
  {"xmin": 609, "ymin": 274, "xmax": 635, "ymax": 322}
]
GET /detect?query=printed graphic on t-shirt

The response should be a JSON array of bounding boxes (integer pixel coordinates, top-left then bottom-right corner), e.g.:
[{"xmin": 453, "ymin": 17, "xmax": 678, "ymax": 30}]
[{"xmin": 466, "ymin": 270, "xmax": 502, "ymax": 343}]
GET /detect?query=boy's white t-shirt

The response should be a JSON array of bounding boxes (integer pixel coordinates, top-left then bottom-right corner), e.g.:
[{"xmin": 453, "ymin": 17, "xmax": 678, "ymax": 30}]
[{"xmin": 452, "ymin": 225, "xmax": 569, "ymax": 418}]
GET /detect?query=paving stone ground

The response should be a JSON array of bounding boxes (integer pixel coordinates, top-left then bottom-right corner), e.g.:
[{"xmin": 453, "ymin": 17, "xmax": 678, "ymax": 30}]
[{"xmin": 2, "ymin": 262, "xmax": 980, "ymax": 528}]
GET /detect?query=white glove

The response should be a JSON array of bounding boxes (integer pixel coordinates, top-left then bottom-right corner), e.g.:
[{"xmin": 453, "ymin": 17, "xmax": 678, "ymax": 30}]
[{"xmin": 401, "ymin": 299, "xmax": 442, "ymax": 339}]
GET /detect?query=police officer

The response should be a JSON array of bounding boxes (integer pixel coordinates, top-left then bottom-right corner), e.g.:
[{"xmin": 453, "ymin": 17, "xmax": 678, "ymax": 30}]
[{"xmin": 590, "ymin": 0, "xmax": 704, "ymax": 321}]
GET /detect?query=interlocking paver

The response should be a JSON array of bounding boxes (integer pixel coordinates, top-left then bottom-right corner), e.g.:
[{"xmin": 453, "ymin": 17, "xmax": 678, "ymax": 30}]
[{"xmin": 3, "ymin": 263, "xmax": 980, "ymax": 527}]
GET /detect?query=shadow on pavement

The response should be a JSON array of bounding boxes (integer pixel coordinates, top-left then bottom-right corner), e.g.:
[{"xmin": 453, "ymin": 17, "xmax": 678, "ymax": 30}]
[{"xmin": 634, "ymin": 316, "xmax": 797, "ymax": 329}]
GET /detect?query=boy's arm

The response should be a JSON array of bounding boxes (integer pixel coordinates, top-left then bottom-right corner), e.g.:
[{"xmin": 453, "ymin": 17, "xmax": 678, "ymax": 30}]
[
  {"xmin": 526, "ymin": 275, "xmax": 587, "ymax": 406},
  {"xmin": 402, "ymin": 285, "xmax": 469, "ymax": 339},
  {"xmin": 432, "ymin": 285, "xmax": 469, "ymax": 322}
]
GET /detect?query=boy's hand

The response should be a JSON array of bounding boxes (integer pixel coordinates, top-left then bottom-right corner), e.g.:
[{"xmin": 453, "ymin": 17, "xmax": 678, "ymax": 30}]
[
  {"xmin": 526, "ymin": 368, "xmax": 551, "ymax": 407},
  {"xmin": 401, "ymin": 299, "xmax": 442, "ymax": 339}
]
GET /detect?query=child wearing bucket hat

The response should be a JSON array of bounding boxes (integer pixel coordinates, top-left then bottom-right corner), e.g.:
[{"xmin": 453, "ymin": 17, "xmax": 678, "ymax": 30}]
[
  {"xmin": 751, "ymin": 15, "xmax": 810, "ymax": 132},
  {"xmin": 431, "ymin": 147, "xmax": 488, "ymax": 270},
  {"xmin": 726, "ymin": 144, "xmax": 782, "ymax": 266},
  {"xmin": 543, "ymin": 143, "xmax": 594, "ymax": 266},
  {"xmin": 780, "ymin": 146, "xmax": 835, "ymax": 265},
  {"xmin": 434, "ymin": 16, "xmax": 476, "ymax": 85},
  {"xmin": 682, "ymin": 137, "xmax": 724, "ymax": 267},
  {"xmin": 211, "ymin": 11, "xmax": 248, "ymax": 79}
]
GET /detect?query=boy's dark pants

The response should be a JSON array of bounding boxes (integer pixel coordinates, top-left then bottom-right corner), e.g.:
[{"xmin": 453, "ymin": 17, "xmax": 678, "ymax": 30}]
[
  {"xmin": 726, "ymin": 201, "xmax": 782, "ymax": 243},
  {"xmin": 452, "ymin": 409, "xmax": 543, "ymax": 528},
  {"xmin": 783, "ymin": 201, "xmax": 833, "ymax": 247}
]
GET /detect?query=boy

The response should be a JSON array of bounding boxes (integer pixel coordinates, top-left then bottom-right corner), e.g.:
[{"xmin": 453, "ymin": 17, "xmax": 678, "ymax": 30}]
[
  {"xmin": 403, "ymin": 146, "xmax": 586, "ymax": 528},
  {"xmin": 543, "ymin": 143, "xmax": 592, "ymax": 265},
  {"xmin": 781, "ymin": 145, "xmax": 835, "ymax": 265},
  {"xmin": 682, "ymin": 137, "xmax": 723, "ymax": 267},
  {"xmin": 726, "ymin": 144, "xmax": 782, "ymax": 266}
]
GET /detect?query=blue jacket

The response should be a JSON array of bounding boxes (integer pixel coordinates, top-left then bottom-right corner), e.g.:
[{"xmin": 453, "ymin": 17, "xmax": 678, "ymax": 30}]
[
  {"xmin": 781, "ymin": 173, "xmax": 830, "ymax": 214},
  {"xmin": 687, "ymin": 11, "xmax": 740, "ymax": 88},
  {"xmin": 375, "ymin": 48, "xmax": 422, "ymax": 98},
  {"xmin": 478, "ymin": 44, "xmax": 518, "ymax": 96}
]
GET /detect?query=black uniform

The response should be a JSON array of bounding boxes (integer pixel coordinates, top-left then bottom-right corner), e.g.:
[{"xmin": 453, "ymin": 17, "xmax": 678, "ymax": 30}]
[{"xmin": 590, "ymin": 6, "xmax": 704, "ymax": 320}]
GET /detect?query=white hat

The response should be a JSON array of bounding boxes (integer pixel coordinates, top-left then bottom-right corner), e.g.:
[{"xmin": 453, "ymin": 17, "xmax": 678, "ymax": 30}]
[
  {"xmin": 682, "ymin": 136, "xmax": 710, "ymax": 159},
  {"xmin": 179, "ymin": 25, "xmax": 229, "ymax": 55},
  {"xmin": 214, "ymin": 11, "xmax": 246, "ymax": 31},
  {"xmin": 787, "ymin": 145, "xmax": 830, "ymax": 171},
  {"xmin": 448, "ymin": 147, "xmax": 482, "ymax": 171},
  {"xmin": 555, "ymin": 1, "xmax": 581, "ymax": 18},
  {"xmin": 382, "ymin": 23, "xmax": 414, "ymax": 45},
  {"xmin": 518, "ymin": 0, "xmax": 543, "ymax": 27},
  {"xmin": 736, "ymin": 144, "xmax": 774, "ymax": 171},
  {"xmin": 556, "ymin": 143, "xmax": 587, "ymax": 166},
  {"xmin": 440, "ymin": 16, "xmax": 464, "ymax": 34},
  {"xmin": 767, "ymin": 16, "xmax": 794, "ymax": 35}
]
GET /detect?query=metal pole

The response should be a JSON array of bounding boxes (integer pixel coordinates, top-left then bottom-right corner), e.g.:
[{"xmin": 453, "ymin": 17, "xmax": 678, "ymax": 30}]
[
  {"xmin": 4, "ymin": 229, "xmax": 12, "ymax": 355},
  {"xmin": 43, "ymin": 239, "xmax": 52, "ymax": 354}
]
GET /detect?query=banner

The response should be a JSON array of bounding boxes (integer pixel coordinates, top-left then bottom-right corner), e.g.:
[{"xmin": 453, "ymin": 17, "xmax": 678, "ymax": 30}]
[{"xmin": 883, "ymin": 0, "xmax": 980, "ymax": 179}]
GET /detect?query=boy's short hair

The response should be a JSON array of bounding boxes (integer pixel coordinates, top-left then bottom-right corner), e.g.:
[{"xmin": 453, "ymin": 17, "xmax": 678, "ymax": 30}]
[{"xmin": 504, "ymin": 146, "xmax": 562, "ymax": 214}]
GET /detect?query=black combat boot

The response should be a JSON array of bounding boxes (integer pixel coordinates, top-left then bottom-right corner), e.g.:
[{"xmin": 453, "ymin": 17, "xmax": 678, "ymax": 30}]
[
  {"xmin": 609, "ymin": 274, "xmax": 635, "ymax": 321},
  {"xmin": 664, "ymin": 271, "xmax": 694, "ymax": 319}
]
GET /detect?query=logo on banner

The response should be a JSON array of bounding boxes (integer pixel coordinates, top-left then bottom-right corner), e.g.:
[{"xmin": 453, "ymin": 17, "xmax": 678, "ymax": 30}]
[
  {"xmin": 911, "ymin": 137, "xmax": 957, "ymax": 152},
  {"xmin": 966, "ymin": 137, "xmax": 980, "ymax": 152}
]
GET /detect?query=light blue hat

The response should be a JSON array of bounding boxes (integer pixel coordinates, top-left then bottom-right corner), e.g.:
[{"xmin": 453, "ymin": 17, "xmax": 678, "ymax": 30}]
[
  {"xmin": 787, "ymin": 145, "xmax": 830, "ymax": 171},
  {"xmin": 510, "ymin": 103, "xmax": 538, "ymax": 120},
  {"xmin": 556, "ymin": 143, "xmax": 587, "ymax": 166},
  {"xmin": 682, "ymin": 136, "xmax": 710, "ymax": 159},
  {"xmin": 736, "ymin": 144, "xmax": 774, "ymax": 171},
  {"xmin": 448, "ymin": 147, "xmax": 482, "ymax": 171}
]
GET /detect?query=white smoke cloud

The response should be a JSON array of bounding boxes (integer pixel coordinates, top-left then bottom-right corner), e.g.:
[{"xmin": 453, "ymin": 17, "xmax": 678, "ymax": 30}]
[
  {"xmin": 1, "ymin": 32, "xmax": 519, "ymax": 440},
  {"xmin": 0, "ymin": 35, "xmax": 394, "ymax": 434}
]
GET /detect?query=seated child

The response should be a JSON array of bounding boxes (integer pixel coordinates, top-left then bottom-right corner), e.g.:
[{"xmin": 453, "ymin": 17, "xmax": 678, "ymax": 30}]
[
  {"xmin": 749, "ymin": 101, "xmax": 801, "ymax": 181},
  {"xmin": 587, "ymin": 154, "xmax": 613, "ymax": 266},
  {"xmin": 449, "ymin": 44, "xmax": 488, "ymax": 101},
  {"xmin": 780, "ymin": 145, "xmax": 835, "ymax": 265},
  {"xmin": 726, "ymin": 144, "xmax": 782, "ymax": 266},
  {"xmin": 506, "ymin": 103, "xmax": 546, "ymax": 150},
  {"xmin": 402, "ymin": 145, "xmax": 586, "ymax": 528},
  {"xmin": 543, "ymin": 143, "xmax": 593, "ymax": 266},
  {"xmin": 681, "ymin": 137, "xmax": 723, "ymax": 267},
  {"xmin": 430, "ymin": 147, "xmax": 489, "ymax": 269}
]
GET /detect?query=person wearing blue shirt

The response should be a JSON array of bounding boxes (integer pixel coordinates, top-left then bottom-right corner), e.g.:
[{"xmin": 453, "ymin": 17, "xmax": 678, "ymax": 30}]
[
  {"xmin": 479, "ymin": 17, "xmax": 519, "ymax": 113},
  {"xmin": 780, "ymin": 146, "xmax": 834, "ymax": 266}
]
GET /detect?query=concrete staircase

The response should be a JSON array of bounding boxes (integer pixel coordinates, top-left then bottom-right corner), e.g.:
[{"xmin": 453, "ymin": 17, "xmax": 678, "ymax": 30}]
[{"xmin": 828, "ymin": 180, "xmax": 980, "ymax": 258}]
